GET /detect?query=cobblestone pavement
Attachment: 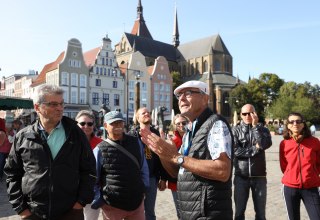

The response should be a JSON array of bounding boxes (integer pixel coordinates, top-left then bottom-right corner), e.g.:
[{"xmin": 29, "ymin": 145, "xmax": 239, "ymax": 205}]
[{"xmin": 1, "ymin": 133, "xmax": 317, "ymax": 220}]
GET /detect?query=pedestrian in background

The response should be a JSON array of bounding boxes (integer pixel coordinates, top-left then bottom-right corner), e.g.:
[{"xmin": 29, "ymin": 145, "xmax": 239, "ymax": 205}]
[
  {"xmin": 280, "ymin": 112, "xmax": 320, "ymax": 220},
  {"xmin": 0, "ymin": 118, "xmax": 11, "ymax": 182},
  {"xmin": 131, "ymin": 107, "xmax": 168, "ymax": 220},
  {"xmin": 232, "ymin": 104, "xmax": 272, "ymax": 220},
  {"xmin": 167, "ymin": 114, "xmax": 189, "ymax": 219},
  {"xmin": 4, "ymin": 84, "xmax": 96, "ymax": 220},
  {"xmin": 140, "ymin": 80, "xmax": 234, "ymax": 220},
  {"xmin": 76, "ymin": 110, "xmax": 103, "ymax": 220},
  {"xmin": 94, "ymin": 111, "xmax": 149, "ymax": 220}
]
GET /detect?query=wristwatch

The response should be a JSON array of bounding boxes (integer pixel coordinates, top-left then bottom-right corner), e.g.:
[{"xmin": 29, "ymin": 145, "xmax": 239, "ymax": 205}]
[{"xmin": 177, "ymin": 155, "xmax": 185, "ymax": 166}]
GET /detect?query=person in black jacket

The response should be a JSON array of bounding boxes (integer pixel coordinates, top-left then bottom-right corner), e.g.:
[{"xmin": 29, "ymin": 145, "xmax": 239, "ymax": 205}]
[
  {"xmin": 4, "ymin": 84, "xmax": 96, "ymax": 220},
  {"xmin": 232, "ymin": 104, "xmax": 272, "ymax": 220}
]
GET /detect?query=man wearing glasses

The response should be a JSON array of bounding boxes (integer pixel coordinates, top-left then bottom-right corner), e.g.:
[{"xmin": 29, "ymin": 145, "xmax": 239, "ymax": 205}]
[
  {"xmin": 232, "ymin": 104, "xmax": 272, "ymax": 220},
  {"xmin": 139, "ymin": 80, "xmax": 234, "ymax": 219},
  {"xmin": 5, "ymin": 84, "xmax": 96, "ymax": 220}
]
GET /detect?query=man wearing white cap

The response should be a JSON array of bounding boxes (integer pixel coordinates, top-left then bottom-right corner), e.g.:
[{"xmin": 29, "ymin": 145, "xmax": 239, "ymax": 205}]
[
  {"xmin": 140, "ymin": 80, "xmax": 233, "ymax": 220},
  {"xmin": 93, "ymin": 111, "xmax": 149, "ymax": 220}
]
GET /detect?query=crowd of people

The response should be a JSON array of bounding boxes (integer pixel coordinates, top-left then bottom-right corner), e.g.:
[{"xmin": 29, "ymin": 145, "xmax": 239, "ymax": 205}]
[{"xmin": 0, "ymin": 82, "xmax": 319, "ymax": 220}]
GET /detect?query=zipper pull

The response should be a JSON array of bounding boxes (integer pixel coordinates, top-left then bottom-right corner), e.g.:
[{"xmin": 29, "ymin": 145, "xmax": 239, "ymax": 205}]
[{"xmin": 301, "ymin": 146, "xmax": 304, "ymax": 157}]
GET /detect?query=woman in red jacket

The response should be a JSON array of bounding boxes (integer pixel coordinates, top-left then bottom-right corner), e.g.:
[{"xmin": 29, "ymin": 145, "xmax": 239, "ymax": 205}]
[
  {"xmin": 168, "ymin": 114, "xmax": 189, "ymax": 220},
  {"xmin": 279, "ymin": 112, "xmax": 320, "ymax": 220},
  {"xmin": 75, "ymin": 110, "xmax": 103, "ymax": 220}
]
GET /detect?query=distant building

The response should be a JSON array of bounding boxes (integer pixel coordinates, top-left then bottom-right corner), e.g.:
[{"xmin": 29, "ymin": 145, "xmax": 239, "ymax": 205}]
[
  {"xmin": 114, "ymin": 0, "xmax": 242, "ymax": 120},
  {"xmin": 84, "ymin": 35, "xmax": 124, "ymax": 114}
]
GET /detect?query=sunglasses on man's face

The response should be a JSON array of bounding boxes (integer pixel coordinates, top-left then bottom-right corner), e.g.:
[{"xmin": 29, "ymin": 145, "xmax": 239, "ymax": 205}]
[
  {"xmin": 287, "ymin": 120, "xmax": 303, "ymax": 125},
  {"xmin": 241, "ymin": 112, "xmax": 252, "ymax": 116},
  {"xmin": 78, "ymin": 122, "xmax": 94, "ymax": 127}
]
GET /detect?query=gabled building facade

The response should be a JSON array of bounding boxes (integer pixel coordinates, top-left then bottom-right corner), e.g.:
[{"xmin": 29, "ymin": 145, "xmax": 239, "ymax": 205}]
[{"xmin": 84, "ymin": 35, "xmax": 124, "ymax": 115}]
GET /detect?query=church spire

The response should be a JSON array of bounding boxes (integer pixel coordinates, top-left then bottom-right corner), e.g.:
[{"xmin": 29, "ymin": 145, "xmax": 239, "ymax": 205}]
[
  {"xmin": 130, "ymin": 0, "xmax": 153, "ymax": 39},
  {"xmin": 172, "ymin": 4, "xmax": 180, "ymax": 48}
]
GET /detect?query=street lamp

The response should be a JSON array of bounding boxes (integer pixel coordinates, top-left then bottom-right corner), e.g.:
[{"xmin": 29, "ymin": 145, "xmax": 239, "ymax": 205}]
[
  {"xmin": 123, "ymin": 63, "xmax": 142, "ymax": 131},
  {"xmin": 134, "ymin": 71, "xmax": 141, "ymax": 112}
]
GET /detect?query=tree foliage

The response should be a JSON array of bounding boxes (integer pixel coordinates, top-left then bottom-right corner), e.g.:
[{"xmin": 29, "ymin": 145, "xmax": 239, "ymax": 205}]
[{"xmin": 229, "ymin": 73, "xmax": 320, "ymax": 123}]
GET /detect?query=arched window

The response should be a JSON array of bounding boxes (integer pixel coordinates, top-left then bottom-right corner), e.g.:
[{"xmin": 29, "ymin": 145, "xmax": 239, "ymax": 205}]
[
  {"xmin": 191, "ymin": 64, "xmax": 194, "ymax": 75},
  {"xmin": 204, "ymin": 60, "xmax": 208, "ymax": 72},
  {"xmin": 196, "ymin": 62, "xmax": 199, "ymax": 74}
]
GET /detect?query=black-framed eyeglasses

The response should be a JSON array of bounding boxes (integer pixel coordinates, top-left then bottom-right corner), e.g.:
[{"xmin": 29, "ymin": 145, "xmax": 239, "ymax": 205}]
[
  {"xmin": 175, "ymin": 121, "xmax": 187, "ymax": 126},
  {"xmin": 288, "ymin": 120, "xmax": 303, "ymax": 125},
  {"xmin": 175, "ymin": 90, "xmax": 202, "ymax": 99},
  {"xmin": 41, "ymin": 102, "xmax": 65, "ymax": 108},
  {"xmin": 78, "ymin": 122, "xmax": 94, "ymax": 127},
  {"xmin": 241, "ymin": 112, "xmax": 252, "ymax": 116}
]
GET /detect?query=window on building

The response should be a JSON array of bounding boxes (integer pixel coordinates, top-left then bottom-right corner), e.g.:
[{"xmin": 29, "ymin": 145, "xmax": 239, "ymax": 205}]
[
  {"xmin": 129, "ymin": 81, "xmax": 134, "ymax": 90},
  {"xmin": 142, "ymin": 93, "xmax": 147, "ymax": 102},
  {"xmin": 103, "ymin": 93, "xmax": 109, "ymax": 105},
  {"xmin": 80, "ymin": 91, "xmax": 86, "ymax": 104},
  {"xmin": 142, "ymin": 82, "xmax": 147, "ymax": 91},
  {"xmin": 71, "ymin": 90, "xmax": 77, "ymax": 104},
  {"xmin": 106, "ymin": 59, "xmax": 108, "ymax": 66},
  {"xmin": 204, "ymin": 60, "xmax": 208, "ymax": 72},
  {"xmin": 92, "ymin": 93, "xmax": 99, "ymax": 105},
  {"xmin": 215, "ymin": 59, "xmax": 221, "ymax": 71},
  {"xmin": 166, "ymin": 84, "xmax": 170, "ymax": 92},
  {"xmin": 129, "ymin": 103, "xmax": 134, "ymax": 112},
  {"xmin": 102, "ymin": 58, "xmax": 105, "ymax": 65},
  {"xmin": 129, "ymin": 91, "xmax": 134, "ymax": 101},
  {"xmin": 96, "ymin": 67, "xmax": 99, "ymax": 74},
  {"xmin": 100, "ymin": 67, "xmax": 103, "ymax": 75},
  {"xmin": 191, "ymin": 64, "xmax": 195, "ymax": 75},
  {"xmin": 96, "ymin": 79, "xmax": 101, "ymax": 86},
  {"xmin": 196, "ymin": 62, "xmax": 199, "ymax": 74},
  {"xmin": 113, "ymin": 81, "xmax": 117, "ymax": 88},
  {"xmin": 79, "ymin": 75, "xmax": 86, "ymax": 87},
  {"xmin": 61, "ymin": 72, "xmax": 69, "ymax": 85},
  {"xmin": 114, "ymin": 94, "xmax": 120, "ymax": 106},
  {"xmin": 71, "ymin": 73, "xmax": 78, "ymax": 86}
]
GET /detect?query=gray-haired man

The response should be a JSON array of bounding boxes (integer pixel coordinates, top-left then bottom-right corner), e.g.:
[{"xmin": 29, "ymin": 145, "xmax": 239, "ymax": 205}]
[{"xmin": 5, "ymin": 84, "xmax": 96, "ymax": 220}]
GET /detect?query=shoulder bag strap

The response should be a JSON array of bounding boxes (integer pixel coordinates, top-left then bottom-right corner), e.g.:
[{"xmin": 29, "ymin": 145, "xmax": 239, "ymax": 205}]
[{"xmin": 105, "ymin": 138, "xmax": 140, "ymax": 169}]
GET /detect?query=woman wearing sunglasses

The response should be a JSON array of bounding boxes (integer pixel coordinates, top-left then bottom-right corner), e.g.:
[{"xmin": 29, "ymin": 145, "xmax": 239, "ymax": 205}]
[
  {"xmin": 280, "ymin": 112, "xmax": 320, "ymax": 220},
  {"xmin": 75, "ymin": 110, "xmax": 103, "ymax": 220},
  {"xmin": 167, "ymin": 114, "xmax": 189, "ymax": 219}
]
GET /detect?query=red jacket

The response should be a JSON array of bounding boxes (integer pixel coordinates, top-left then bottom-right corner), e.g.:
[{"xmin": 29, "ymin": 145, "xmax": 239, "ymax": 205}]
[
  {"xmin": 279, "ymin": 136, "xmax": 320, "ymax": 189},
  {"xmin": 89, "ymin": 135, "xmax": 103, "ymax": 150},
  {"xmin": 167, "ymin": 130, "xmax": 184, "ymax": 191}
]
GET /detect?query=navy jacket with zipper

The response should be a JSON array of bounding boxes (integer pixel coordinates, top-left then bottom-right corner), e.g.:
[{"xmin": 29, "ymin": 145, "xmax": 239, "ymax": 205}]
[{"xmin": 4, "ymin": 116, "xmax": 96, "ymax": 219}]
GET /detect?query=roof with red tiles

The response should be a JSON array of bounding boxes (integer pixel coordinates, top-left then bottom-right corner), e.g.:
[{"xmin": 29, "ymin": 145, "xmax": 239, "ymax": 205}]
[
  {"xmin": 31, "ymin": 51, "xmax": 65, "ymax": 87},
  {"xmin": 83, "ymin": 47, "xmax": 101, "ymax": 67}
]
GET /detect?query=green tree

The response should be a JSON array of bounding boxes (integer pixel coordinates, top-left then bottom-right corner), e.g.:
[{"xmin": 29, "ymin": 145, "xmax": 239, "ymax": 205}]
[{"xmin": 268, "ymin": 81, "xmax": 319, "ymax": 121}]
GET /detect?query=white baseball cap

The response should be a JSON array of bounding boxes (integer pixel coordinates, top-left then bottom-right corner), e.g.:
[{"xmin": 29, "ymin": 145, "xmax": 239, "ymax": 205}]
[{"xmin": 174, "ymin": 80, "xmax": 209, "ymax": 96}]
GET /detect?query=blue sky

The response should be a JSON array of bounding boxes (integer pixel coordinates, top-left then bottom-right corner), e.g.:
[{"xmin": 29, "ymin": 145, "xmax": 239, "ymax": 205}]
[{"xmin": 1, "ymin": 0, "xmax": 320, "ymax": 85}]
